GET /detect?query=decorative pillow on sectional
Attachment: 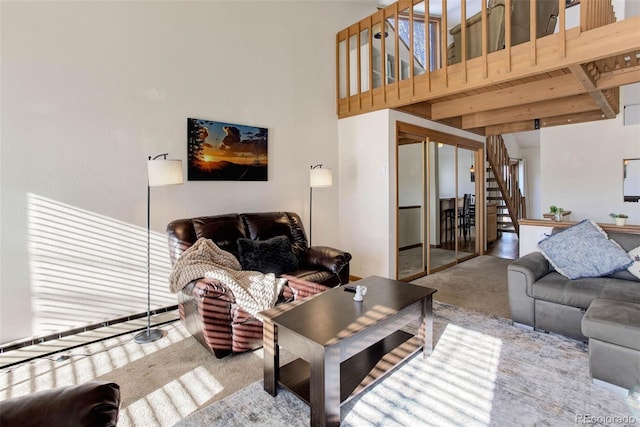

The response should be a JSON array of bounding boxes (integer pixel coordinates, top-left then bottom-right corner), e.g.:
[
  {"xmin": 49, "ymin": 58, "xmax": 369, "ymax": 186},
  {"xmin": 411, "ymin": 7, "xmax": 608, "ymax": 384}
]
[
  {"xmin": 537, "ymin": 219, "xmax": 633, "ymax": 279},
  {"xmin": 629, "ymin": 245, "xmax": 640, "ymax": 279},
  {"xmin": 237, "ymin": 235, "xmax": 299, "ymax": 276}
]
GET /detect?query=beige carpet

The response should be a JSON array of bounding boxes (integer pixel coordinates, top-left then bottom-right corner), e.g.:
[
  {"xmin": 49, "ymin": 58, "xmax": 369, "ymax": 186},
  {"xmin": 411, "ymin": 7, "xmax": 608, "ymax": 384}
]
[
  {"xmin": 411, "ymin": 255, "xmax": 512, "ymax": 319},
  {"xmin": 0, "ymin": 255, "xmax": 512, "ymax": 426},
  {"xmin": 0, "ymin": 322, "xmax": 297, "ymax": 426}
]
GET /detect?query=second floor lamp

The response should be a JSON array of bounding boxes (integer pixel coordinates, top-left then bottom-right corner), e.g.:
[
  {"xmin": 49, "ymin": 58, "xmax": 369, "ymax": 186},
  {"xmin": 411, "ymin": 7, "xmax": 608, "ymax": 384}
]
[{"xmin": 309, "ymin": 164, "xmax": 333, "ymax": 245}]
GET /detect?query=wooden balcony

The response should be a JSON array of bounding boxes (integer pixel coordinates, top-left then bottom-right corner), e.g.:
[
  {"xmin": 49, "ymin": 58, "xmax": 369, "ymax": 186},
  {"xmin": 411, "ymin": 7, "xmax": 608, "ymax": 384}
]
[{"xmin": 336, "ymin": 0, "xmax": 640, "ymax": 135}]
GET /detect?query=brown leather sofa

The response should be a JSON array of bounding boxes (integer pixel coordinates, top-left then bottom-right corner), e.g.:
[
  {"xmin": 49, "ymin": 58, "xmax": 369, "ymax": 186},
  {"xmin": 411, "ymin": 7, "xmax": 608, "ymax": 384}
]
[
  {"xmin": 0, "ymin": 381, "xmax": 120, "ymax": 427},
  {"xmin": 166, "ymin": 211, "xmax": 352, "ymax": 358}
]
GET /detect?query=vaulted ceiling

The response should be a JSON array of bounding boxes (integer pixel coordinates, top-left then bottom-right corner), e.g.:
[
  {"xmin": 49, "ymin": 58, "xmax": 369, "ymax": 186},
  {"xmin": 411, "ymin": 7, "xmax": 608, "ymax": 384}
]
[{"xmin": 337, "ymin": 1, "xmax": 640, "ymax": 136}]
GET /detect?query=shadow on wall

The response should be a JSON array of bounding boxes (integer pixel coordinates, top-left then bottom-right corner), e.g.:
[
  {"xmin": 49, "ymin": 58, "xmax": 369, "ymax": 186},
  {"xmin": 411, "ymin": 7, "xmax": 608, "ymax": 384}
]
[{"xmin": 26, "ymin": 193, "xmax": 176, "ymax": 338}]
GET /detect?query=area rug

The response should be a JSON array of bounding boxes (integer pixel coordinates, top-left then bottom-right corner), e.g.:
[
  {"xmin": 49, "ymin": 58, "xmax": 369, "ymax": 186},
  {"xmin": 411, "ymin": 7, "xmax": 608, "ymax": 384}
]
[{"xmin": 175, "ymin": 302, "xmax": 637, "ymax": 427}]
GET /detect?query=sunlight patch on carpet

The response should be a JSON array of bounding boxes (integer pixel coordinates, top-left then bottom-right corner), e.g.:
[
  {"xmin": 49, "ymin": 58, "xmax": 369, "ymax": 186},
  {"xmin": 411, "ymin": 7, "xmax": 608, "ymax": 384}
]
[
  {"xmin": 122, "ymin": 366, "xmax": 223, "ymax": 426},
  {"xmin": 1, "ymin": 325, "xmax": 192, "ymax": 400},
  {"xmin": 344, "ymin": 323, "xmax": 501, "ymax": 427}
]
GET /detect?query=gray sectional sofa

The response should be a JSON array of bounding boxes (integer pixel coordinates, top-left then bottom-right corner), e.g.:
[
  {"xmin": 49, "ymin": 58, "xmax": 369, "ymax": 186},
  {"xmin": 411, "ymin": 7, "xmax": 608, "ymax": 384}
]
[
  {"xmin": 508, "ymin": 227, "xmax": 640, "ymax": 391},
  {"xmin": 508, "ymin": 229, "xmax": 640, "ymax": 340}
]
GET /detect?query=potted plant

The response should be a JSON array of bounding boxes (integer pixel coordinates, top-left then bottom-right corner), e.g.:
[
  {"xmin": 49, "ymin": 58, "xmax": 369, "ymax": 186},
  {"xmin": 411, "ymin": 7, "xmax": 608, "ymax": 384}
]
[
  {"xmin": 550, "ymin": 205, "xmax": 564, "ymax": 222},
  {"xmin": 609, "ymin": 213, "xmax": 629, "ymax": 226}
]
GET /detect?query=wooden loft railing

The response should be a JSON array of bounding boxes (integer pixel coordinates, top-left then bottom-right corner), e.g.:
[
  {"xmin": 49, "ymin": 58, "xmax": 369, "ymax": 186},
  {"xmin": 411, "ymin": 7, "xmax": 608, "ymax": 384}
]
[
  {"xmin": 580, "ymin": 0, "xmax": 616, "ymax": 30},
  {"xmin": 336, "ymin": 0, "xmax": 640, "ymax": 135},
  {"xmin": 486, "ymin": 134, "xmax": 525, "ymax": 235}
]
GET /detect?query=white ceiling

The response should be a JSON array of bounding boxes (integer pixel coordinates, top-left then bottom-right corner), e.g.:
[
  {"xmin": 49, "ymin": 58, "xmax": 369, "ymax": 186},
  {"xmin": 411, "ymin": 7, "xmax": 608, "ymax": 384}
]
[{"xmin": 511, "ymin": 130, "xmax": 541, "ymax": 148}]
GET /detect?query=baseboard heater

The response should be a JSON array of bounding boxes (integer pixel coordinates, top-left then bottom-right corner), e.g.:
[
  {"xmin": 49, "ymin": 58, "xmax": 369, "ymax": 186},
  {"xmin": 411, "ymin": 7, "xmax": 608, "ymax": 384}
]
[{"xmin": 0, "ymin": 305, "xmax": 179, "ymax": 366}]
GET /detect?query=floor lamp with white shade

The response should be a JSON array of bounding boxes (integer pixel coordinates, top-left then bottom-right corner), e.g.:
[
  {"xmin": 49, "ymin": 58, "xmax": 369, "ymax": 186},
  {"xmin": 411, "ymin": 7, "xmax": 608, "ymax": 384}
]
[
  {"xmin": 135, "ymin": 153, "xmax": 184, "ymax": 344},
  {"xmin": 309, "ymin": 164, "xmax": 333, "ymax": 245}
]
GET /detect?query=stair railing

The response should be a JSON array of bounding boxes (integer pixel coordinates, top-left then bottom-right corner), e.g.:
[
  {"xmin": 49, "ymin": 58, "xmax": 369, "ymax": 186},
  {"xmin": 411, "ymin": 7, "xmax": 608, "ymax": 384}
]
[{"xmin": 485, "ymin": 135, "xmax": 524, "ymax": 235}]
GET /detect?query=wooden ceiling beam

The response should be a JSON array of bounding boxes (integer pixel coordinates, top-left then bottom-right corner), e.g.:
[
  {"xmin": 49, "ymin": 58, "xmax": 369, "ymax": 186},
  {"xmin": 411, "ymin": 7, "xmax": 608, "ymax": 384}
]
[
  {"xmin": 461, "ymin": 94, "xmax": 597, "ymax": 129},
  {"xmin": 485, "ymin": 109, "xmax": 610, "ymax": 135},
  {"xmin": 569, "ymin": 64, "xmax": 616, "ymax": 119},
  {"xmin": 485, "ymin": 121, "xmax": 537, "ymax": 136},
  {"xmin": 394, "ymin": 102, "xmax": 432, "ymax": 120},
  {"xmin": 440, "ymin": 117, "xmax": 463, "ymax": 129},
  {"xmin": 439, "ymin": 64, "xmax": 638, "ymax": 130},
  {"xmin": 433, "ymin": 64, "xmax": 639, "ymax": 123},
  {"xmin": 431, "ymin": 73, "xmax": 583, "ymax": 120},
  {"xmin": 596, "ymin": 64, "xmax": 640, "ymax": 89},
  {"xmin": 539, "ymin": 110, "xmax": 610, "ymax": 128}
]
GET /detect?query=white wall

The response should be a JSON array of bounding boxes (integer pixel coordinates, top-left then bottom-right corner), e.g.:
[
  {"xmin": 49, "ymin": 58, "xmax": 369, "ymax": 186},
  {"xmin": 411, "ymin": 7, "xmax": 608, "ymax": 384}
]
[
  {"xmin": 627, "ymin": 0, "xmax": 640, "ymax": 17},
  {"xmin": 338, "ymin": 110, "xmax": 391, "ymax": 279},
  {"xmin": 502, "ymin": 135, "xmax": 522, "ymax": 159},
  {"xmin": 521, "ymin": 146, "xmax": 542, "ymax": 218},
  {"xmin": 540, "ymin": 105, "xmax": 640, "ymax": 225},
  {"xmin": 0, "ymin": 1, "xmax": 375, "ymax": 344},
  {"xmin": 511, "ymin": 86, "xmax": 639, "ymax": 222},
  {"xmin": 519, "ymin": 223, "xmax": 555, "ymax": 256},
  {"xmin": 503, "ymin": 132, "xmax": 543, "ymax": 218}
]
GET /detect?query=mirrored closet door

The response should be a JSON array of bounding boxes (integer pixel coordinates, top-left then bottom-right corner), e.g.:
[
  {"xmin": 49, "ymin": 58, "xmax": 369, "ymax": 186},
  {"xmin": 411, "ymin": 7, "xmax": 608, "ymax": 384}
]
[
  {"xmin": 397, "ymin": 132, "xmax": 426, "ymax": 280},
  {"xmin": 396, "ymin": 122, "xmax": 483, "ymax": 281},
  {"xmin": 456, "ymin": 147, "xmax": 478, "ymax": 262},
  {"xmin": 431, "ymin": 142, "xmax": 458, "ymax": 270}
]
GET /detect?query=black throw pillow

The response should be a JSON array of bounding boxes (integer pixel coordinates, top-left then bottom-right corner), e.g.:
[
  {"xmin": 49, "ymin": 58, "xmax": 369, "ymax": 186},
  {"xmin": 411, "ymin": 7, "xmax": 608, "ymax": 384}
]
[{"xmin": 237, "ymin": 235, "xmax": 299, "ymax": 276}]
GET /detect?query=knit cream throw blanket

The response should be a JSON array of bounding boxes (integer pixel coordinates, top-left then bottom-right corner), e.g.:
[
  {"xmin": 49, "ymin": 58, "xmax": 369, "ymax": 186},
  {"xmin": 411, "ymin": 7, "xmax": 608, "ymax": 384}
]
[{"xmin": 168, "ymin": 238, "xmax": 286, "ymax": 320}]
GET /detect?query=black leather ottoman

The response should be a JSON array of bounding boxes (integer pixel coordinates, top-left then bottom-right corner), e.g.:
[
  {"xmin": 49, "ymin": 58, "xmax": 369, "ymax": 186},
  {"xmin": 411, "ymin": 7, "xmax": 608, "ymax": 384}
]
[{"xmin": 0, "ymin": 381, "xmax": 120, "ymax": 427}]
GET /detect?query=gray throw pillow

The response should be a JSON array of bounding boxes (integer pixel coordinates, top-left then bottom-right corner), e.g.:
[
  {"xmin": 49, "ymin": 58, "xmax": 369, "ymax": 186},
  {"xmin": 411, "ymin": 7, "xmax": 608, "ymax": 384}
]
[
  {"xmin": 237, "ymin": 235, "xmax": 299, "ymax": 276},
  {"xmin": 538, "ymin": 219, "xmax": 633, "ymax": 279}
]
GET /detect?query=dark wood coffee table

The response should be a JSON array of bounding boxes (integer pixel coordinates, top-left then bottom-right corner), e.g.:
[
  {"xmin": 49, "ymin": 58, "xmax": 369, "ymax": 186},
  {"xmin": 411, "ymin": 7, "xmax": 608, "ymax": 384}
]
[{"xmin": 261, "ymin": 275, "xmax": 436, "ymax": 427}]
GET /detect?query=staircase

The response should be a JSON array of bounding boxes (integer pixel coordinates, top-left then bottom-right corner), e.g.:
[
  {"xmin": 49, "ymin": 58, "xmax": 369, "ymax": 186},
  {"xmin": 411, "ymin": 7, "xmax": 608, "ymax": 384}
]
[
  {"xmin": 485, "ymin": 168, "xmax": 512, "ymax": 234},
  {"xmin": 485, "ymin": 135, "xmax": 527, "ymax": 236}
]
